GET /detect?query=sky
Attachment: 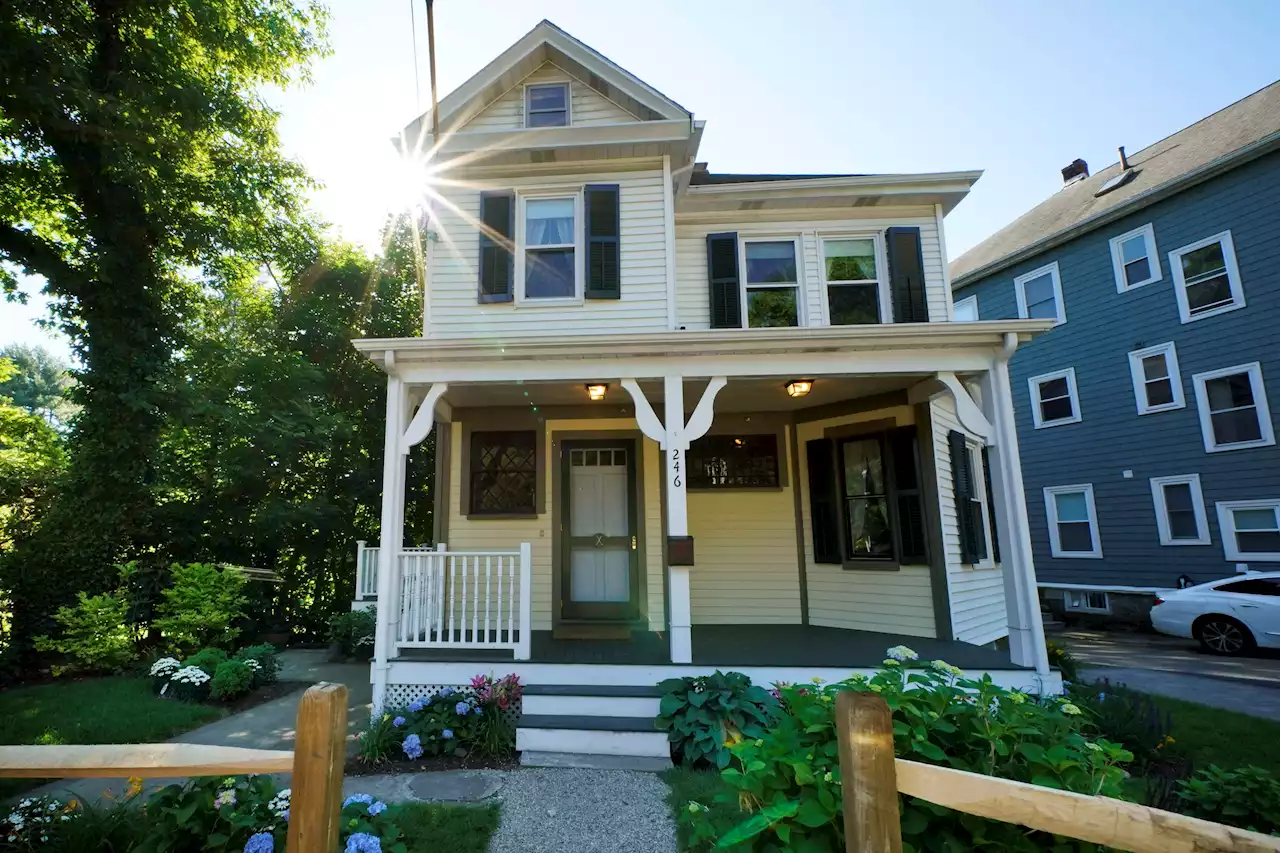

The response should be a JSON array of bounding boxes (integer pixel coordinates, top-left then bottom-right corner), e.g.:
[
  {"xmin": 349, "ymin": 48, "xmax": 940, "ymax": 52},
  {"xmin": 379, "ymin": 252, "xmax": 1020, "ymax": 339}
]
[{"xmin": 5, "ymin": 0, "xmax": 1279, "ymax": 360}]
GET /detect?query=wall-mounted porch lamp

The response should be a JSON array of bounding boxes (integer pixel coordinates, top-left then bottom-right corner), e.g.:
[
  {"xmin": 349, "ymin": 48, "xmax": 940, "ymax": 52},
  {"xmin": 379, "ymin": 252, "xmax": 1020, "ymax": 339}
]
[
  {"xmin": 585, "ymin": 383, "xmax": 609, "ymax": 401},
  {"xmin": 785, "ymin": 379, "xmax": 814, "ymax": 398}
]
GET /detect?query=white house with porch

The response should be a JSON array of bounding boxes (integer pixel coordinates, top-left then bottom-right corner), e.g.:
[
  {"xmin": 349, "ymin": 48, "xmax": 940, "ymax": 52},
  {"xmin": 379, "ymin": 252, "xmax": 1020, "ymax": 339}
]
[{"xmin": 355, "ymin": 20, "xmax": 1057, "ymax": 763}]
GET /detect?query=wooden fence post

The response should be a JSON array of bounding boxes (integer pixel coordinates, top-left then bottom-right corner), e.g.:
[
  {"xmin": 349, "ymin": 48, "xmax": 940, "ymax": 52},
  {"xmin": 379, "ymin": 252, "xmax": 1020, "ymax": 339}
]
[
  {"xmin": 286, "ymin": 683, "xmax": 348, "ymax": 853},
  {"xmin": 836, "ymin": 691, "xmax": 903, "ymax": 853}
]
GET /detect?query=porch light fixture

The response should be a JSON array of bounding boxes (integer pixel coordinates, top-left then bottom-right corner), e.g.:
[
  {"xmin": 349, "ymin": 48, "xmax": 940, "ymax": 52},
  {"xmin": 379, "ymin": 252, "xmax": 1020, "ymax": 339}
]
[
  {"xmin": 785, "ymin": 379, "xmax": 814, "ymax": 398},
  {"xmin": 585, "ymin": 383, "xmax": 608, "ymax": 401}
]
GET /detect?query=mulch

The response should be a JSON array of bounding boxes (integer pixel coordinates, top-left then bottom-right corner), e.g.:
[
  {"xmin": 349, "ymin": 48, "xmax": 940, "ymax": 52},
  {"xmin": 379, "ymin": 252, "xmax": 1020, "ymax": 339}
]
[{"xmin": 345, "ymin": 751, "xmax": 520, "ymax": 776}]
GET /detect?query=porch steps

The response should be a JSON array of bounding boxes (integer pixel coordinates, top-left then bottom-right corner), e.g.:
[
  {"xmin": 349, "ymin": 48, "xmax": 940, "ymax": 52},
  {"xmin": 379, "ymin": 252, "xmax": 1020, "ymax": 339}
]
[{"xmin": 516, "ymin": 684, "xmax": 671, "ymax": 766}]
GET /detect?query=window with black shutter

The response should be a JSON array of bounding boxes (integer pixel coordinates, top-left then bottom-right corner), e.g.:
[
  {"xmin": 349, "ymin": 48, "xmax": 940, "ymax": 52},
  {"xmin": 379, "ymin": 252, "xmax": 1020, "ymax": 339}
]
[
  {"xmin": 584, "ymin": 184, "xmax": 620, "ymax": 299},
  {"xmin": 469, "ymin": 431, "xmax": 537, "ymax": 515},
  {"xmin": 688, "ymin": 435, "xmax": 779, "ymax": 489},
  {"xmin": 706, "ymin": 232, "xmax": 742, "ymax": 328},
  {"xmin": 949, "ymin": 430, "xmax": 990, "ymax": 564},
  {"xmin": 806, "ymin": 439, "xmax": 841, "ymax": 564},
  {"xmin": 478, "ymin": 192, "xmax": 515, "ymax": 303},
  {"xmin": 981, "ymin": 446, "xmax": 1000, "ymax": 562},
  {"xmin": 886, "ymin": 226, "xmax": 929, "ymax": 323}
]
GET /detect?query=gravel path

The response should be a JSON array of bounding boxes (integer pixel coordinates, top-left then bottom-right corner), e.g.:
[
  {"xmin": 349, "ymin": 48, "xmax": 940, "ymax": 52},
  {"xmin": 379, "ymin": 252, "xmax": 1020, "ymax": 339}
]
[{"xmin": 487, "ymin": 768, "xmax": 676, "ymax": 853}]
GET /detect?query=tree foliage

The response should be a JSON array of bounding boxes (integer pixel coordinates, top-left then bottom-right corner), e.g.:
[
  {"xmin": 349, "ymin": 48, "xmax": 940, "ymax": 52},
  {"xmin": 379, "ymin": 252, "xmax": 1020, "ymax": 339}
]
[
  {"xmin": 0, "ymin": 358, "xmax": 66, "ymax": 554},
  {"xmin": 0, "ymin": 343, "xmax": 76, "ymax": 425}
]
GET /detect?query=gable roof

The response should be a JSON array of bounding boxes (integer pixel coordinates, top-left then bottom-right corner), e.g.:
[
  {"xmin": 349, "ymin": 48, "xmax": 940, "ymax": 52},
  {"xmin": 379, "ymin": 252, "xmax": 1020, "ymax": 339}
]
[
  {"xmin": 951, "ymin": 80, "xmax": 1280, "ymax": 286},
  {"xmin": 402, "ymin": 19, "xmax": 691, "ymax": 145}
]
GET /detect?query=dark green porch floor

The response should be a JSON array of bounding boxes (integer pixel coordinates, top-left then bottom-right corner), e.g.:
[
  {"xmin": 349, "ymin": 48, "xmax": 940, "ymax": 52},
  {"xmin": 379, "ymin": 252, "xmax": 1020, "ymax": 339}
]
[{"xmin": 396, "ymin": 624, "xmax": 1021, "ymax": 670}]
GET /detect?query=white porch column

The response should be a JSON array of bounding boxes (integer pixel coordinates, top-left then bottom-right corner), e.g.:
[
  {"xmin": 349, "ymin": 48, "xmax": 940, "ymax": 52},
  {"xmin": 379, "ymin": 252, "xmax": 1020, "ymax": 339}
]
[
  {"xmin": 983, "ymin": 335, "xmax": 1051, "ymax": 676},
  {"xmin": 663, "ymin": 375, "xmax": 693, "ymax": 663},
  {"xmin": 372, "ymin": 372, "xmax": 410, "ymax": 710}
]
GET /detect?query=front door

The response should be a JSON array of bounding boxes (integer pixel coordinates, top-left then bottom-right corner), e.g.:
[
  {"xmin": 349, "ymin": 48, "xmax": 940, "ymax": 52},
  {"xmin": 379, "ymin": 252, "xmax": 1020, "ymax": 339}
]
[{"xmin": 561, "ymin": 440, "xmax": 640, "ymax": 621}]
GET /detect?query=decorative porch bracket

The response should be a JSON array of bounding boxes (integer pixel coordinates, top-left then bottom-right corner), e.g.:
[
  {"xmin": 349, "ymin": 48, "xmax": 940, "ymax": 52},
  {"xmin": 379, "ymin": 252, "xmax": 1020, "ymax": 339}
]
[
  {"xmin": 621, "ymin": 376, "xmax": 728, "ymax": 664},
  {"xmin": 907, "ymin": 372, "xmax": 993, "ymax": 441},
  {"xmin": 400, "ymin": 382, "xmax": 449, "ymax": 453}
]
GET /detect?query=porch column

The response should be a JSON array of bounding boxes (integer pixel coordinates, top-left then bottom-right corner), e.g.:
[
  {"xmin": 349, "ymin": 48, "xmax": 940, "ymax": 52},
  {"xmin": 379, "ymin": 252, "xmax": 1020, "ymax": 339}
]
[
  {"xmin": 372, "ymin": 372, "xmax": 410, "ymax": 710},
  {"xmin": 664, "ymin": 376, "xmax": 693, "ymax": 663},
  {"xmin": 983, "ymin": 336, "xmax": 1051, "ymax": 676}
]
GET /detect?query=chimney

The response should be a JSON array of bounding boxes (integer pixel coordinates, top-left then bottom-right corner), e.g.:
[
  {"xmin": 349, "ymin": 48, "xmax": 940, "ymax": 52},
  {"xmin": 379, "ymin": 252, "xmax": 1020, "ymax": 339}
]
[{"xmin": 1061, "ymin": 159, "xmax": 1089, "ymax": 186}]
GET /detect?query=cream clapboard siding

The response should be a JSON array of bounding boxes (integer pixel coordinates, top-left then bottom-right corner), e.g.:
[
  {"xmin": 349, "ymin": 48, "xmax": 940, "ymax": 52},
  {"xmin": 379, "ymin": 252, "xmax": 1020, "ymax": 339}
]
[
  {"xmin": 445, "ymin": 418, "xmax": 664, "ymax": 632},
  {"xmin": 462, "ymin": 63, "xmax": 640, "ymax": 132},
  {"xmin": 930, "ymin": 396, "xmax": 1008, "ymax": 645},
  {"xmin": 674, "ymin": 207, "xmax": 950, "ymax": 329},
  {"xmin": 426, "ymin": 166, "xmax": 668, "ymax": 339},
  {"xmin": 795, "ymin": 406, "xmax": 937, "ymax": 637},
  {"xmin": 687, "ymin": 426, "xmax": 803, "ymax": 625}
]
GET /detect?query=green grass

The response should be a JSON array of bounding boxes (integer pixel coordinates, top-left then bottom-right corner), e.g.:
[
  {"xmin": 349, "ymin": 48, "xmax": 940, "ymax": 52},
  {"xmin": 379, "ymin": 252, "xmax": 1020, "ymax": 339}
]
[
  {"xmin": 392, "ymin": 801, "xmax": 502, "ymax": 852},
  {"xmin": 0, "ymin": 675, "xmax": 224, "ymax": 799},
  {"xmin": 1149, "ymin": 692, "xmax": 1280, "ymax": 775}
]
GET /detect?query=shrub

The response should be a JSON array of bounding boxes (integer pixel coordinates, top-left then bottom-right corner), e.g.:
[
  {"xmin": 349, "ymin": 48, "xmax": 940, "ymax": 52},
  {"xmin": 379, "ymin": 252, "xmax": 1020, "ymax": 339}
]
[
  {"xmin": 359, "ymin": 712, "xmax": 403, "ymax": 764},
  {"xmin": 679, "ymin": 650, "xmax": 1132, "ymax": 852},
  {"xmin": 656, "ymin": 670, "xmax": 778, "ymax": 769},
  {"xmin": 328, "ymin": 607, "xmax": 376, "ymax": 658},
  {"xmin": 148, "ymin": 656, "xmax": 182, "ymax": 690},
  {"xmin": 163, "ymin": 665, "xmax": 212, "ymax": 702},
  {"xmin": 358, "ymin": 675, "xmax": 523, "ymax": 763},
  {"xmin": 183, "ymin": 647, "xmax": 228, "ymax": 677},
  {"xmin": 234, "ymin": 644, "xmax": 281, "ymax": 687},
  {"xmin": 32, "ymin": 589, "xmax": 137, "ymax": 676},
  {"xmin": 153, "ymin": 562, "xmax": 247, "ymax": 651},
  {"xmin": 1176, "ymin": 765, "xmax": 1280, "ymax": 834},
  {"xmin": 1070, "ymin": 680, "xmax": 1177, "ymax": 769},
  {"xmin": 210, "ymin": 659, "xmax": 254, "ymax": 701}
]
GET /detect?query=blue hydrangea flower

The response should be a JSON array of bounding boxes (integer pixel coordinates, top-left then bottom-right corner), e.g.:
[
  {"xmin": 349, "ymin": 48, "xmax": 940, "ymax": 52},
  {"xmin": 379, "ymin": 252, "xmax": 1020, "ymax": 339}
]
[
  {"xmin": 345, "ymin": 832, "xmax": 382, "ymax": 853},
  {"xmin": 343, "ymin": 794, "xmax": 374, "ymax": 808},
  {"xmin": 473, "ymin": 705, "xmax": 484, "ymax": 716},
  {"xmin": 367, "ymin": 801, "xmax": 388, "ymax": 816},
  {"xmin": 441, "ymin": 729, "xmax": 454, "ymax": 739},
  {"xmin": 244, "ymin": 832, "xmax": 274, "ymax": 853},
  {"xmin": 408, "ymin": 697, "xmax": 426, "ymax": 712},
  {"xmin": 392, "ymin": 716, "xmax": 406, "ymax": 727},
  {"xmin": 402, "ymin": 734, "xmax": 423, "ymax": 760},
  {"xmin": 455, "ymin": 701, "xmax": 469, "ymax": 716},
  {"xmin": 439, "ymin": 686, "xmax": 454, "ymax": 697}
]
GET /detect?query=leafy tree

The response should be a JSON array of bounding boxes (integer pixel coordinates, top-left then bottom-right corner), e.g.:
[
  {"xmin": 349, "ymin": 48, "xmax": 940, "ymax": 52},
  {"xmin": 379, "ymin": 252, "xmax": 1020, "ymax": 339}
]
[
  {"xmin": 0, "ymin": 0, "xmax": 328, "ymax": 655},
  {"xmin": 0, "ymin": 358, "xmax": 65, "ymax": 553},
  {"xmin": 0, "ymin": 343, "xmax": 77, "ymax": 425}
]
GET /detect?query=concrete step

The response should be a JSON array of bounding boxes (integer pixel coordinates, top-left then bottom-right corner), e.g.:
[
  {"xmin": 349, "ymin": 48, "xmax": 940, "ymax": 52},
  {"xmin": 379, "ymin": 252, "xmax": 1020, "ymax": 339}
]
[
  {"xmin": 522, "ymin": 692, "xmax": 661, "ymax": 718},
  {"xmin": 517, "ymin": 714, "xmax": 655, "ymax": 732},
  {"xmin": 516, "ymin": 727, "xmax": 670, "ymax": 758},
  {"xmin": 519, "ymin": 750, "xmax": 672, "ymax": 771}
]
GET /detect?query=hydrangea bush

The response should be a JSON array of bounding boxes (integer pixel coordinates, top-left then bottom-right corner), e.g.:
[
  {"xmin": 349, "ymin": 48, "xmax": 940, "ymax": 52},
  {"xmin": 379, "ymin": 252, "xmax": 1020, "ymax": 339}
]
[
  {"xmin": 163, "ymin": 665, "xmax": 212, "ymax": 701},
  {"xmin": 358, "ymin": 674, "xmax": 522, "ymax": 763},
  {"xmin": 680, "ymin": 649, "xmax": 1133, "ymax": 852}
]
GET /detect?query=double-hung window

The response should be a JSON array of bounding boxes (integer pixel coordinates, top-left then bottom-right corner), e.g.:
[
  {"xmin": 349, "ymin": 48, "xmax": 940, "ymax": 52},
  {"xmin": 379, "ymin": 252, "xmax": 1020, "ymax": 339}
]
[
  {"xmin": 1150, "ymin": 474, "xmax": 1210, "ymax": 546},
  {"xmin": 1109, "ymin": 223, "xmax": 1161, "ymax": 291},
  {"xmin": 839, "ymin": 436, "xmax": 894, "ymax": 559},
  {"xmin": 1192, "ymin": 362, "xmax": 1275, "ymax": 452},
  {"xmin": 1216, "ymin": 499, "xmax": 1280, "ymax": 562},
  {"xmin": 1044, "ymin": 484, "xmax": 1102, "ymax": 558},
  {"xmin": 525, "ymin": 83, "xmax": 569, "ymax": 127},
  {"xmin": 1014, "ymin": 262, "xmax": 1065, "ymax": 325},
  {"xmin": 821, "ymin": 237, "xmax": 885, "ymax": 325},
  {"xmin": 1170, "ymin": 230, "xmax": 1245, "ymax": 323},
  {"xmin": 1065, "ymin": 591, "xmax": 1110, "ymax": 613},
  {"xmin": 522, "ymin": 195, "xmax": 579, "ymax": 300},
  {"xmin": 742, "ymin": 239, "xmax": 801, "ymax": 328},
  {"xmin": 1028, "ymin": 368, "xmax": 1081, "ymax": 428},
  {"xmin": 1127, "ymin": 342, "xmax": 1184, "ymax": 414}
]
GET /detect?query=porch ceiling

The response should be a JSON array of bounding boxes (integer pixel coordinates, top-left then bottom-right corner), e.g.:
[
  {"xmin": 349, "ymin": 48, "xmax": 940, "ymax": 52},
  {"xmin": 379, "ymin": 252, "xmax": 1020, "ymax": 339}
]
[{"xmin": 441, "ymin": 375, "xmax": 920, "ymax": 413}]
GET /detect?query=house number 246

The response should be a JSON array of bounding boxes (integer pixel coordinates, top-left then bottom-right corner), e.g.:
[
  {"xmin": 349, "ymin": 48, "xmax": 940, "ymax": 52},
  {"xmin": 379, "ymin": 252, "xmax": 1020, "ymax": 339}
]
[{"xmin": 671, "ymin": 448, "xmax": 682, "ymax": 488}]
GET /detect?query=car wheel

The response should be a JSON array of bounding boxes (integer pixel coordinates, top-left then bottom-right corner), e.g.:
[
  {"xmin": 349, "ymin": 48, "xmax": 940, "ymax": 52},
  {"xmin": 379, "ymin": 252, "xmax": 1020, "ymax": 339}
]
[{"xmin": 1194, "ymin": 615, "xmax": 1255, "ymax": 656}]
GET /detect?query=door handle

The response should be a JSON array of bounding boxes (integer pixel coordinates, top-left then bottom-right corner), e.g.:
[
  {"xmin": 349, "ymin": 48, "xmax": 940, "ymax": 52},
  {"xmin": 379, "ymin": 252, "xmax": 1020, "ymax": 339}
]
[
  {"xmin": 1238, "ymin": 603, "xmax": 1259, "ymax": 608},
  {"xmin": 631, "ymin": 535, "xmax": 637, "ymax": 550}
]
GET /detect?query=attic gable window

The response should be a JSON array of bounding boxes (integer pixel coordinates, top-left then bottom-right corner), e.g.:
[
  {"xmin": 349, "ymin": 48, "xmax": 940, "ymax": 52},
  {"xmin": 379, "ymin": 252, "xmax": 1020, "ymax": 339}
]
[{"xmin": 526, "ymin": 83, "xmax": 570, "ymax": 128}]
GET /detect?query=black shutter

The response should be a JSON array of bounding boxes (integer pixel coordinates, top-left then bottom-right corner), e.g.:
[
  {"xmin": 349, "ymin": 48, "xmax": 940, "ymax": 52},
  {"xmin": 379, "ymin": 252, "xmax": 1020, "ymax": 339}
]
[
  {"xmin": 886, "ymin": 226, "xmax": 928, "ymax": 323},
  {"xmin": 806, "ymin": 438, "xmax": 841, "ymax": 564},
  {"xmin": 949, "ymin": 429, "xmax": 980, "ymax": 564},
  {"xmin": 981, "ymin": 445, "xmax": 1000, "ymax": 563},
  {"xmin": 478, "ymin": 191, "xmax": 514, "ymax": 303},
  {"xmin": 888, "ymin": 427, "xmax": 928, "ymax": 564},
  {"xmin": 706, "ymin": 232, "xmax": 742, "ymax": 329},
  {"xmin": 585, "ymin": 184, "xmax": 621, "ymax": 299}
]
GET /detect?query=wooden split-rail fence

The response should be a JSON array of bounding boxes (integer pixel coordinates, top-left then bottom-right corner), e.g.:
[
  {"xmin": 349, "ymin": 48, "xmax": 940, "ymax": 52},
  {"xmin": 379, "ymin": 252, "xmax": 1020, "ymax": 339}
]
[{"xmin": 1, "ymin": 686, "xmax": 1277, "ymax": 853}]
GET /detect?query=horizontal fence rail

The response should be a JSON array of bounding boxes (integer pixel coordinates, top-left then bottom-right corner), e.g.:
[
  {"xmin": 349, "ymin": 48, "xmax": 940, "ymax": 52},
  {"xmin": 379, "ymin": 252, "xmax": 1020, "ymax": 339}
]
[{"xmin": 393, "ymin": 543, "xmax": 532, "ymax": 659}]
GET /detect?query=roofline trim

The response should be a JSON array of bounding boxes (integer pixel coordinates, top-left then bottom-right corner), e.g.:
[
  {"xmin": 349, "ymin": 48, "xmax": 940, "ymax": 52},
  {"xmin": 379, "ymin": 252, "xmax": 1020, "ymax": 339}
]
[
  {"xmin": 685, "ymin": 170, "xmax": 983, "ymax": 196},
  {"xmin": 953, "ymin": 131, "xmax": 1280, "ymax": 288}
]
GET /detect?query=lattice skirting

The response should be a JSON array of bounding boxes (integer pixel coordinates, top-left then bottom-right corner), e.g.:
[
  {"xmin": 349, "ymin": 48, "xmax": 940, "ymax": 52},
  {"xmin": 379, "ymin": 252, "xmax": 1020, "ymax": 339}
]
[{"xmin": 384, "ymin": 682, "xmax": 522, "ymax": 729}]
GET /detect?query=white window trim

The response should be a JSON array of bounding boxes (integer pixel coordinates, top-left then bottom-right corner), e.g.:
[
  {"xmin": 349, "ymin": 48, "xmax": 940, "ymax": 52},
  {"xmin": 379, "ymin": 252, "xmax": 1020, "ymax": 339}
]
[
  {"xmin": 1027, "ymin": 367, "xmax": 1081, "ymax": 429},
  {"xmin": 1149, "ymin": 473, "xmax": 1210, "ymax": 546},
  {"xmin": 953, "ymin": 294, "xmax": 978, "ymax": 322},
  {"xmin": 1169, "ymin": 230, "xmax": 1245, "ymax": 324},
  {"xmin": 1109, "ymin": 223, "xmax": 1162, "ymax": 292},
  {"xmin": 1044, "ymin": 483, "xmax": 1103, "ymax": 559},
  {"xmin": 739, "ymin": 235, "xmax": 807, "ymax": 329},
  {"xmin": 1216, "ymin": 498, "xmax": 1280, "ymax": 562},
  {"xmin": 816, "ymin": 233, "xmax": 890, "ymax": 326},
  {"xmin": 1191, "ymin": 361, "xmax": 1275, "ymax": 453},
  {"xmin": 967, "ymin": 439, "xmax": 996, "ymax": 569},
  {"xmin": 1064, "ymin": 590, "xmax": 1111, "ymax": 613},
  {"xmin": 514, "ymin": 188, "xmax": 585, "ymax": 306},
  {"xmin": 1127, "ymin": 342, "xmax": 1185, "ymax": 415},
  {"xmin": 523, "ymin": 81, "xmax": 571, "ymax": 128},
  {"xmin": 1014, "ymin": 261, "xmax": 1065, "ymax": 326}
]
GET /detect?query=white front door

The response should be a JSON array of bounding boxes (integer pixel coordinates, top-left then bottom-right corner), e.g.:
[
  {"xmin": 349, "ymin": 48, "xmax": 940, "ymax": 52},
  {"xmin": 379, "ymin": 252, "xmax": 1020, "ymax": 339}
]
[{"xmin": 564, "ymin": 444, "xmax": 637, "ymax": 620}]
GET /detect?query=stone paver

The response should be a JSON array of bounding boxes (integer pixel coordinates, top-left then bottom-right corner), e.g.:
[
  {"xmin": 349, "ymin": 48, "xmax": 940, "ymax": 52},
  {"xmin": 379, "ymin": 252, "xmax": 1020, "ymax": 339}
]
[{"xmin": 1080, "ymin": 666, "xmax": 1280, "ymax": 721}]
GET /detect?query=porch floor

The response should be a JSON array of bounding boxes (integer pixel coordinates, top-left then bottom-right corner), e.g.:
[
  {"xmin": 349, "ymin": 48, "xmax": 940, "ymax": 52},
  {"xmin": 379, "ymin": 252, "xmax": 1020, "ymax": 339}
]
[{"xmin": 396, "ymin": 624, "xmax": 1021, "ymax": 670}]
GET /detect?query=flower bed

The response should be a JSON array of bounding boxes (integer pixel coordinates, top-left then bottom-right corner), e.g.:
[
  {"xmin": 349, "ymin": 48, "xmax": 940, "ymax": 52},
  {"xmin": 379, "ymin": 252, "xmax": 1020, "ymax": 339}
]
[{"xmin": 148, "ymin": 643, "xmax": 285, "ymax": 707}]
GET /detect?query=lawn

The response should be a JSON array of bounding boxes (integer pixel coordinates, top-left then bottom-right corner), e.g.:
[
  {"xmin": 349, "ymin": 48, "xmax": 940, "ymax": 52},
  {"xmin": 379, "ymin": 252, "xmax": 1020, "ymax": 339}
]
[
  {"xmin": 0, "ymin": 675, "xmax": 224, "ymax": 799},
  {"xmin": 393, "ymin": 802, "xmax": 502, "ymax": 852}
]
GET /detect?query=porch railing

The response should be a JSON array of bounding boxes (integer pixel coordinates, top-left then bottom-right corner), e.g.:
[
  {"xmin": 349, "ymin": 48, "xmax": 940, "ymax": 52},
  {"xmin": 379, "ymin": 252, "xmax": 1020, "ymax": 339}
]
[
  {"xmin": 354, "ymin": 540, "xmax": 379, "ymax": 600},
  {"xmin": 392, "ymin": 543, "xmax": 533, "ymax": 660}
]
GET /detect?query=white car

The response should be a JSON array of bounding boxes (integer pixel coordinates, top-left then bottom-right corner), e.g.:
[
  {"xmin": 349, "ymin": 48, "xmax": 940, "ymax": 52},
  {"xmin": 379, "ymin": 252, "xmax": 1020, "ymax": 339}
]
[{"xmin": 1150, "ymin": 572, "xmax": 1280, "ymax": 655}]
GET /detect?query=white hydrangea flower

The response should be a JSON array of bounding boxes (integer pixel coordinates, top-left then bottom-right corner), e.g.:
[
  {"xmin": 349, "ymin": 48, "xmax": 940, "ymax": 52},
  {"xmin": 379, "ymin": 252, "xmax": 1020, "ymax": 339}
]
[
  {"xmin": 149, "ymin": 657, "xmax": 182, "ymax": 677},
  {"xmin": 171, "ymin": 666, "xmax": 211, "ymax": 685},
  {"xmin": 885, "ymin": 645, "xmax": 918, "ymax": 662},
  {"xmin": 929, "ymin": 660, "xmax": 963, "ymax": 678},
  {"xmin": 244, "ymin": 659, "xmax": 262, "ymax": 671}
]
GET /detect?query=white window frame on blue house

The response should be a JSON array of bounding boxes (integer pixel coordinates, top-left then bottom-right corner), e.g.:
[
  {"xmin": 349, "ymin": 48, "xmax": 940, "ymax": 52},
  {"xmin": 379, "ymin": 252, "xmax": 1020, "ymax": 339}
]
[
  {"xmin": 1216, "ymin": 498, "xmax": 1280, "ymax": 562},
  {"xmin": 1191, "ymin": 361, "xmax": 1275, "ymax": 453},
  {"xmin": 1013, "ymin": 261, "xmax": 1065, "ymax": 326},
  {"xmin": 1149, "ymin": 473, "xmax": 1211, "ymax": 546},
  {"xmin": 1109, "ymin": 223, "xmax": 1162, "ymax": 292},
  {"xmin": 1044, "ymin": 483, "xmax": 1103, "ymax": 559},
  {"xmin": 953, "ymin": 294, "xmax": 978, "ymax": 322},
  {"xmin": 1127, "ymin": 342, "xmax": 1185, "ymax": 415},
  {"xmin": 1064, "ymin": 590, "xmax": 1111, "ymax": 613},
  {"xmin": 1169, "ymin": 230, "xmax": 1245, "ymax": 324},
  {"xmin": 1027, "ymin": 367, "xmax": 1081, "ymax": 429}
]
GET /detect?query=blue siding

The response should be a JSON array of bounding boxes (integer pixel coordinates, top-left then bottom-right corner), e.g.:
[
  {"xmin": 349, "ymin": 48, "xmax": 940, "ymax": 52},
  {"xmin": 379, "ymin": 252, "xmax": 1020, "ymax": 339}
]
[{"xmin": 959, "ymin": 151, "xmax": 1280, "ymax": 588}]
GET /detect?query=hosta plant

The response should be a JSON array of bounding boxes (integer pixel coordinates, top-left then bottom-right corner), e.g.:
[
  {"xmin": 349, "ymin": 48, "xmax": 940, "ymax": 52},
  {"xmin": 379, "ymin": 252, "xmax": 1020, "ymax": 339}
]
[{"xmin": 656, "ymin": 670, "xmax": 778, "ymax": 769}]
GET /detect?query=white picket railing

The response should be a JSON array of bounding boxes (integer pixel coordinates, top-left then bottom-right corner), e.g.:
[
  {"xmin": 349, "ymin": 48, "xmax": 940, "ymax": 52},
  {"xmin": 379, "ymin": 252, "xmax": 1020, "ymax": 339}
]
[
  {"xmin": 354, "ymin": 541, "xmax": 379, "ymax": 600},
  {"xmin": 392, "ymin": 543, "xmax": 533, "ymax": 660}
]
